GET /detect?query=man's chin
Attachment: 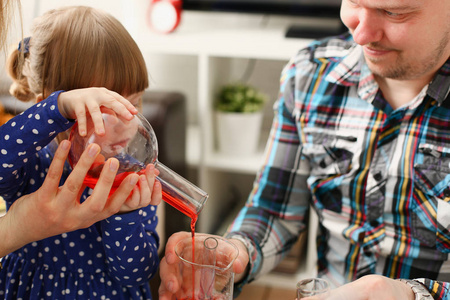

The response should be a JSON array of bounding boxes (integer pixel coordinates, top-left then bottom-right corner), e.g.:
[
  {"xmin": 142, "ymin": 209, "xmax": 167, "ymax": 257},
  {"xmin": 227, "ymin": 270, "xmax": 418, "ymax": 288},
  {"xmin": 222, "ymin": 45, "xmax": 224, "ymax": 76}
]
[{"xmin": 366, "ymin": 61, "xmax": 407, "ymax": 80}]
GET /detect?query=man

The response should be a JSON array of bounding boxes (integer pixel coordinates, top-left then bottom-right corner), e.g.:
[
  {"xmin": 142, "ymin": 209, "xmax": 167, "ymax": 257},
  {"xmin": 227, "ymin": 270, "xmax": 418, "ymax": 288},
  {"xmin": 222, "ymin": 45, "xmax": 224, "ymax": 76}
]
[{"xmin": 160, "ymin": 0, "xmax": 450, "ymax": 299}]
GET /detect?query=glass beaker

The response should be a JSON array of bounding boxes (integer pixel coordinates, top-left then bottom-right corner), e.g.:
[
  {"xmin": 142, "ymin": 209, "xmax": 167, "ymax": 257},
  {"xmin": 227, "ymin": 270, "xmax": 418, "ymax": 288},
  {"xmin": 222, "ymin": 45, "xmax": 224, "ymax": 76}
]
[
  {"xmin": 68, "ymin": 112, "xmax": 208, "ymax": 218},
  {"xmin": 174, "ymin": 234, "xmax": 239, "ymax": 300},
  {"xmin": 296, "ymin": 278, "xmax": 330, "ymax": 299}
]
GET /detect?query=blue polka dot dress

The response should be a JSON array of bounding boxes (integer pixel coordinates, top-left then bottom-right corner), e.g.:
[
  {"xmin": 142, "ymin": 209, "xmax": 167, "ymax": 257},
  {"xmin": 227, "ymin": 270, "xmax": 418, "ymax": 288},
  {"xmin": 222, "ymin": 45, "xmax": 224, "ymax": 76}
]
[{"xmin": 0, "ymin": 92, "xmax": 160, "ymax": 299}]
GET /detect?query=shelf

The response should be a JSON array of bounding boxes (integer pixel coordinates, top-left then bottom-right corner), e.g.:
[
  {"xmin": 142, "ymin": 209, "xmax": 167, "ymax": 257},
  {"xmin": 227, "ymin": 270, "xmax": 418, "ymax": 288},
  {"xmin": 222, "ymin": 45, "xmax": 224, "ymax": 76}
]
[
  {"xmin": 187, "ymin": 125, "xmax": 266, "ymax": 174},
  {"xmin": 205, "ymin": 151, "xmax": 265, "ymax": 174},
  {"xmin": 135, "ymin": 28, "xmax": 312, "ymax": 61},
  {"xmin": 186, "ymin": 125, "xmax": 201, "ymax": 167}
]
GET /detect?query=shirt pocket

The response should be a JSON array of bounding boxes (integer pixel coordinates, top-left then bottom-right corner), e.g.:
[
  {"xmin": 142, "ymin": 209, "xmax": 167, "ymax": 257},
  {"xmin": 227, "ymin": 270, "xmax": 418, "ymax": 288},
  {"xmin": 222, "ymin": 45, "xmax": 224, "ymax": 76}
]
[
  {"xmin": 413, "ymin": 143, "xmax": 450, "ymax": 252},
  {"xmin": 302, "ymin": 128, "xmax": 356, "ymax": 213}
]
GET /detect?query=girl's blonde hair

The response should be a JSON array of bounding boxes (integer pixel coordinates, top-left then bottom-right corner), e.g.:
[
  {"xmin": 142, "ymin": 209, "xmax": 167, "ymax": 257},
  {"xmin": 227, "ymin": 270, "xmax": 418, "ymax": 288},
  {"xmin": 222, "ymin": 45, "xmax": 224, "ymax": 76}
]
[
  {"xmin": 7, "ymin": 6, "xmax": 149, "ymax": 101},
  {"xmin": 0, "ymin": 0, "xmax": 16, "ymax": 53}
]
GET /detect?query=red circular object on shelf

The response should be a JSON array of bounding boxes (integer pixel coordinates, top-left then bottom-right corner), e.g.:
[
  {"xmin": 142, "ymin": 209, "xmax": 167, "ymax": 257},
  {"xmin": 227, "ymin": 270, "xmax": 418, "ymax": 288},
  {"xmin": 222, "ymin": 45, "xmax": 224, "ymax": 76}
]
[{"xmin": 147, "ymin": 0, "xmax": 182, "ymax": 34}]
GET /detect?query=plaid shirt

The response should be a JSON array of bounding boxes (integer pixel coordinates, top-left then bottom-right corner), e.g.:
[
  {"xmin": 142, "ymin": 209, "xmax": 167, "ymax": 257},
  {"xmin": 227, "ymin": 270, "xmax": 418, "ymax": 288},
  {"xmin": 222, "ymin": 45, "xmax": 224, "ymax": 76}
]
[{"xmin": 227, "ymin": 33, "xmax": 450, "ymax": 299}]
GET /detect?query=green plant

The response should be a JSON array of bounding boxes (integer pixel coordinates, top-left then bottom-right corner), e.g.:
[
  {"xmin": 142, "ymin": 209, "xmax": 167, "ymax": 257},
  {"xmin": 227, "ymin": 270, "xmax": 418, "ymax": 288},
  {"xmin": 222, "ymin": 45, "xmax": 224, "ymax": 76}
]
[{"xmin": 215, "ymin": 83, "xmax": 267, "ymax": 113}]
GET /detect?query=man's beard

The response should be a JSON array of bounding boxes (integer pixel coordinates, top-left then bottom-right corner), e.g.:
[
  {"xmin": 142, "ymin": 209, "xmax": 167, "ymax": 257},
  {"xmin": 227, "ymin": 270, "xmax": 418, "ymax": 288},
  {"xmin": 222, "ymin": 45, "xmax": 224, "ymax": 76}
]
[{"xmin": 366, "ymin": 33, "xmax": 449, "ymax": 80}]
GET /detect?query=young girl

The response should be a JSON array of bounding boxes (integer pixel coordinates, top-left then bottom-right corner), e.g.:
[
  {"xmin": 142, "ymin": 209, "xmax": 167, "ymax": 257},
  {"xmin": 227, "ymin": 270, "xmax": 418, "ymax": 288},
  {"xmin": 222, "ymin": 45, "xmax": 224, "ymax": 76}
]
[{"xmin": 0, "ymin": 6, "xmax": 161, "ymax": 299}]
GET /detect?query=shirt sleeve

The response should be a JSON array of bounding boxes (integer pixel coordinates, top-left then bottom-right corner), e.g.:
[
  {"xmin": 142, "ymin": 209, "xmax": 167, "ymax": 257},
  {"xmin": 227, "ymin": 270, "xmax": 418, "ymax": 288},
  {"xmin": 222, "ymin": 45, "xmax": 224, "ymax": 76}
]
[
  {"xmin": 416, "ymin": 278, "xmax": 450, "ymax": 300},
  {"xmin": 0, "ymin": 91, "xmax": 72, "ymax": 201},
  {"xmin": 100, "ymin": 205, "xmax": 160, "ymax": 286},
  {"xmin": 225, "ymin": 56, "xmax": 312, "ymax": 292}
]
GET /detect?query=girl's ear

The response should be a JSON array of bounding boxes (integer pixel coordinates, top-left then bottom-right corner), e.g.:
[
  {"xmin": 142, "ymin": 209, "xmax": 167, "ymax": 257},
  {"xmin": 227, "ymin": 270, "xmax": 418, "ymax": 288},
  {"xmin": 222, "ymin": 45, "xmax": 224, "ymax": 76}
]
[{"xmin": 36, "ymin": 94, "xmax": 44, "ymax": 103}]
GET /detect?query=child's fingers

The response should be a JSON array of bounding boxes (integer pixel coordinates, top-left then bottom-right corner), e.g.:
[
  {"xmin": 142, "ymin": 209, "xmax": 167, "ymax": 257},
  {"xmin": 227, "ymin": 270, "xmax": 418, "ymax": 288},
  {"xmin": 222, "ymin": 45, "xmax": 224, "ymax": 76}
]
[
  {"xmin": 150, "ymin": 180, "xmax": 162, "ymax": 206},
  {"xmin": 145, "ymin": 164, "xmax": 157, "ymax": 186},
  {"xmin": 73, "ymin": 107, "xmax": 88, "ymax": 137},
  {"xmin": 85, "ymin": 102, "xmax": 106, "ymax": 136},
  {"xmin": 126, "ymin": 185, "xmax": 141, "ymax": 209},
  {"xmin": 106, "ymin": 89, "xmax": 139, "ymax": 116},
  {"xmin": 107, "ymin": 172, "xmax": 139, "ymax": 213},
  {"xmin": 144, "ymin": 164, "xmax": 161, "ymax": 206},
  {"xmin": 85, "ymin": 94, "xmax": 133, "ymax": 135},
  {"xmin": 138, "ymin": 175, "xmax": 152, "ymax": 207},
  {"xmin": 101, "ymin": 89, "xmax": 138, "ymax": 120}
]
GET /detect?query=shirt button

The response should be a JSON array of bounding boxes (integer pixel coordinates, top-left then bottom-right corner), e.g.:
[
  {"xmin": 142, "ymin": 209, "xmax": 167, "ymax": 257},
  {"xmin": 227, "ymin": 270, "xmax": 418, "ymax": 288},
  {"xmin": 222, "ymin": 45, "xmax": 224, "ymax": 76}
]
[
  {"xmin": 444, "ymin": 189, "xmax": 450, "ymax": 197},
  {"xmin": 373, "ymin": 172, "xmax": 383, "ymax": 181},
  {"xmin": 358, "ymin": 232, "xmax": 365, "ymax": 242},
  {"xmin": 370, "ymin": 220, "xmax": 379, "ymax": 227}
]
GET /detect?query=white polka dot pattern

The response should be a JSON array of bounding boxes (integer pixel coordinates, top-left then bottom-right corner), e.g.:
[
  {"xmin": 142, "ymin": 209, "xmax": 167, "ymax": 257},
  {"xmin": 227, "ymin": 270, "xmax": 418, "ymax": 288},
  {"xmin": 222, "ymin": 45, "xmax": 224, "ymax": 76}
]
[{"xmin": 0, "ymin": 93, "xmax": 160, "ymax": 299}]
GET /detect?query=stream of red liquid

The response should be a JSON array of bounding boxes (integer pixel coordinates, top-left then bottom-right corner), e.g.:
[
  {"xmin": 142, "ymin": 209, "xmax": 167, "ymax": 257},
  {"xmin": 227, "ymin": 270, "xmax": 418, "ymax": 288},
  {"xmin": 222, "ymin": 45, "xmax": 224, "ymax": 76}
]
[
  {"xmin": 163, "ymin": 190, "xmax": 198, "ymax": 300},
  {"xmin": 162, "ymin": 190, "xmax": 198, "ymax": 300}
]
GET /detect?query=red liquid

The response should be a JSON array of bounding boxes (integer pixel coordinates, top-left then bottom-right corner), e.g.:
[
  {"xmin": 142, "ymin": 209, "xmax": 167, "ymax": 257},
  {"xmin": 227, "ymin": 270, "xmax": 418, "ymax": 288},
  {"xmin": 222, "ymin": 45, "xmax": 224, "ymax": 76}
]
[
  {"xmin": 161, "ymin": 189, "xmax": 199, "ymax": 220},
  {"xmin": 191, "ymin": 218, "xmax": 197, "ymax": 299},
  {"xmin": 162, "ymin": 188, "xmax": 199, "ymax": 299},
  {"xmin": 83, "ymin": 170, "xmax": 145, "ymax": 195},
  {"xmin": 84, "ymin": 169, "xmax": 199, "ymax": 220}
]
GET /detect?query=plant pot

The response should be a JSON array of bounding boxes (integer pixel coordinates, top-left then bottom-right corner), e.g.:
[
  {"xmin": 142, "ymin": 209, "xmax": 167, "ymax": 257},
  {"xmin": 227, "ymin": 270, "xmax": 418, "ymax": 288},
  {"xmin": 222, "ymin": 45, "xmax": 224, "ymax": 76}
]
[{"xmin": 216, "ymin": 111, "xmax": 263, "ymax": 156}]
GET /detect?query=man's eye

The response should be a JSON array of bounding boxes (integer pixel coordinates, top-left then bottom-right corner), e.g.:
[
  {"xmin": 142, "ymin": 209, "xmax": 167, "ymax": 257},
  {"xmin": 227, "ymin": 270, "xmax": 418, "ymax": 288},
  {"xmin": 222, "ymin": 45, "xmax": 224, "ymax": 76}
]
[{"xmin": 384, "ymin": 10, "xmax": 404, "ymax": 18}]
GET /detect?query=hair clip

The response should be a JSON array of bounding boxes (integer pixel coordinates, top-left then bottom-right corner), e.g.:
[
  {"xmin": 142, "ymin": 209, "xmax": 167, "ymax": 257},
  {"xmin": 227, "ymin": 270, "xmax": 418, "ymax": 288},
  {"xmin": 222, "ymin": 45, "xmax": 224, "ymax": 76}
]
[{"xmin": 18, "ymin": 37, "xmax": 31, "ymax": 53}]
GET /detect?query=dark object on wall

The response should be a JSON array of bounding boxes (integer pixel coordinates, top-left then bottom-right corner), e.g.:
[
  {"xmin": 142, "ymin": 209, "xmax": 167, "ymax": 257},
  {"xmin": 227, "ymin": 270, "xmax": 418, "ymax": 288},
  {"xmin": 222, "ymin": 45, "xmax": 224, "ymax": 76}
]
[
  {"xmin": 141, "ymin": 90, "xmax": 187, "ymax": 182},
  {"xmin": 182, "ymin": 0, "xmax": 345, "ymax": 38},
  {"xmin": 182, "ymin": 0, "xmax": 341, "ymax": 17}
]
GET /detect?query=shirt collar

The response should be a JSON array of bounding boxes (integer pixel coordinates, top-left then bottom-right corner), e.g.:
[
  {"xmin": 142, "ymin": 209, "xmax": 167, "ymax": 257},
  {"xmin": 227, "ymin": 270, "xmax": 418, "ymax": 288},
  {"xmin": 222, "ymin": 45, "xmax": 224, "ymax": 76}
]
[
  {"xmin": 325, "ymin": 44, "xmax": 378, "ymax": 103},
  {"xmin": 428, "ymin": 58, "xmax": 450, "ymax": 106}
]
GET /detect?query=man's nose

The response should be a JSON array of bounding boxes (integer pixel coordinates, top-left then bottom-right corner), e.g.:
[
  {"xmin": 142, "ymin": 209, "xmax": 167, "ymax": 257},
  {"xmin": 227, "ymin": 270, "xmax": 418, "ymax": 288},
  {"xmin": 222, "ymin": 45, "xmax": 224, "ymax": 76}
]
[{"xmin": 351, "ymin": 10, "xmax": 383, "ymax": 46}]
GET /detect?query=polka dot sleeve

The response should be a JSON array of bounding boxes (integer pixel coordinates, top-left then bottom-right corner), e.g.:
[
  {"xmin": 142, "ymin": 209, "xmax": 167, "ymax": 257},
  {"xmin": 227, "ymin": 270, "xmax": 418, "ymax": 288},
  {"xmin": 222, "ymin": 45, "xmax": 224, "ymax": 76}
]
[
  {"xmin": 0, "ymin": 91, "xmax": 72, "ymax": 201},
  {"xmin": 100, "ymin": 205, "xmax": 160, "ymax": 286}
]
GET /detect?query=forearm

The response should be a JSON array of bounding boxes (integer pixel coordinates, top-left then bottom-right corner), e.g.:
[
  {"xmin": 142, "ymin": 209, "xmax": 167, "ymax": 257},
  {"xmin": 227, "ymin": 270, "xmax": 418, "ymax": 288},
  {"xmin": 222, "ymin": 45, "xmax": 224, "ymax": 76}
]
[
  {"xmin": 0, "ymin": 206, "xmax": 34, "ymax": 257},
  {"xmin": 0, "ymin": 214, "xmax": 14, "ymax": 257},
  {"xmin": 0, "ymin": 191, "xmax": 51, "ymax": 258}
]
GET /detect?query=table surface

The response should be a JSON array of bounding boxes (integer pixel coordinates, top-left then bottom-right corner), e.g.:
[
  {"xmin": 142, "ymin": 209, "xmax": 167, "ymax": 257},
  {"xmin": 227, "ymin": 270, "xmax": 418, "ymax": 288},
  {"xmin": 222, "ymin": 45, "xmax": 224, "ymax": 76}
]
[{"xmin": 237, "ymin": 281, "xmax": 296, "ymax": 300}]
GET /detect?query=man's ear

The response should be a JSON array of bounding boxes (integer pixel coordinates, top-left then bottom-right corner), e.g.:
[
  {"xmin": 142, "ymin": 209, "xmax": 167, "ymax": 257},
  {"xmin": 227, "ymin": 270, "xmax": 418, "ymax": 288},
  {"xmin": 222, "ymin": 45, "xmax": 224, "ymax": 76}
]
[{"xmin": 36, "ymin": 94, "xmax": 44, "ymax": 103}]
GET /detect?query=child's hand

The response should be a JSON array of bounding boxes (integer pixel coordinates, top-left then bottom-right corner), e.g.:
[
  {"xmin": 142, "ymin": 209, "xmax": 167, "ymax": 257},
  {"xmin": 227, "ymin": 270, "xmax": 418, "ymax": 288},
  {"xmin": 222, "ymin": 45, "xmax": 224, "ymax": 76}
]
[
  {"xmin": 118, "ymin": 164, "xmax": 162, "ymax": 214},
  {"xmin": 57, "ymin": 87, "xmax": 139, "ymax": 136}
]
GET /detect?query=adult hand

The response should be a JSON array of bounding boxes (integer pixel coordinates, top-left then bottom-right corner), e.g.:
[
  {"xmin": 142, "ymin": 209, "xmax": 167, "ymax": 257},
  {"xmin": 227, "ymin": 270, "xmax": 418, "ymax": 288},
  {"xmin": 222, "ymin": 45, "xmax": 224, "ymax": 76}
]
[
  {"xmin": 158, "ymin": 232, "xmax": 250, "ymax": 300},
  {"xmin": 302, "ymin": 275, "xmax": 414, "ymax": 300},
  {"xmin": 57, "ymin": 87, "xmax": 139, "ymax": 136},
  {"xmin": 0, "ymin": 140, "xmax": 140, "ymax": 257}
]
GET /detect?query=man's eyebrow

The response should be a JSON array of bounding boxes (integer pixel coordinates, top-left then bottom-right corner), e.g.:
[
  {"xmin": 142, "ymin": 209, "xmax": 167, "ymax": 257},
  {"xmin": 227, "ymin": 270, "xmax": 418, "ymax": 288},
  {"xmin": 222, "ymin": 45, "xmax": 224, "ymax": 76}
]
[{"xmin": 378, "ymin": 2, "xmax": 422, "ymax": 11}]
